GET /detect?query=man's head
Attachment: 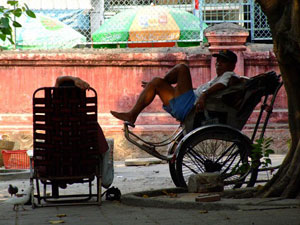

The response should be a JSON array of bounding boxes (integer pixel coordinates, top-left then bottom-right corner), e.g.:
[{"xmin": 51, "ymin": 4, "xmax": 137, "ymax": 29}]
[{"xmin": 213, "ymin": 50, "xmax": 237, "ymax": 76}]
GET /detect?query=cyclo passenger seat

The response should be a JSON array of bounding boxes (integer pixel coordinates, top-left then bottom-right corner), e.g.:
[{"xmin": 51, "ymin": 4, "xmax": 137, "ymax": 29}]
[{"xmin": 183, "ymin": 71, "xmax": 281, "ymax": 133}]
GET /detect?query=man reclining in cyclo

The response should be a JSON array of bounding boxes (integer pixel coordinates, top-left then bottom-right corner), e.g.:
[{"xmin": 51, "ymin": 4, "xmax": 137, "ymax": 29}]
[
  {"xmin": 110, "ymin": 49, "xmax": 239, "ymax": 126},
  {"xmin": 56, "ymin": 50, "xmax": 240, "ymax": 130}
]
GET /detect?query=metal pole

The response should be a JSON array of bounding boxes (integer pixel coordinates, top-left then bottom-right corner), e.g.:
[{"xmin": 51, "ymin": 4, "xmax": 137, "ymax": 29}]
[
  {"xmin": 14, "ymin": 4, "xmax": 16, "ymax": 49},
  {"xmin": 90, "ymin": 0, "xmax": 104, "ymax": 34},
  {"xmin": 199, "ymin": 0, "xmax": 204, "ymax": 41},
  {"xmin": 250, "ymin": 0, "xmax": 255, "ymax": 42}
]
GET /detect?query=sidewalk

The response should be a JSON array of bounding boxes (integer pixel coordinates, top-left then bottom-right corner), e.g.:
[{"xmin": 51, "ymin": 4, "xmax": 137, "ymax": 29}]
[
  {"xmin": 0, "ymin": 198, "xmax": 299, "ymax": 225},
  {"xmin": 0, "ymin": 155, "xmax": 299, "ymax": 225}
]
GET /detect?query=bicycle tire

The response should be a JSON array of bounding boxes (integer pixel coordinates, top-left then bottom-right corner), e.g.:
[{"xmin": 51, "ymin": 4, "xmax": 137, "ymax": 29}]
[
  {"xmin": 176, "ymin": 125, "xmax": 256, "ymax": 188},
  {"xmin": 168, "ymin": 133, "xmax": 184, "ymax": 187}
]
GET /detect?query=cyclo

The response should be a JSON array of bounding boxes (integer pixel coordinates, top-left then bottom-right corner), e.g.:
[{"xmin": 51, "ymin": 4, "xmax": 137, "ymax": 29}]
[{"xmin": 123, "ymin": 71, "xmax": 283, "ymax": 188}]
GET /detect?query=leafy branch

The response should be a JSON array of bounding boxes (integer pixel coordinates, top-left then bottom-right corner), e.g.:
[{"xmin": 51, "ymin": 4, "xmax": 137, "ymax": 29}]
[
  {"xmin": 251, "ymin": 137, "xmax": 274, "ymax": 168},
  {"xmin": 231, "ymin": 137, "xmax": 275, "ymax": 175},
  {"xmin": 0, "ymin": 0, "xmax": 36, "ymax": 45}
]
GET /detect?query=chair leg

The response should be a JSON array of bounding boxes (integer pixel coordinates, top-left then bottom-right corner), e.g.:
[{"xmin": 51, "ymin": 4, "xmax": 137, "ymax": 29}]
[
  {"xmin": 29, "ymin": 156, "xmax": 35, "ymax": 208},
  {"xmin": 52, "ymin": 182, "xmax": 59, "ymax": 198},
  {"xmin": 89, "ymin": 180, "xmax": 92, "ymax": 197},
  {"xmin": 43, "ymin": 182, "xmax": 47, "ymax": 199},
  {"xmin": 97, "ymin": 176, "xmax": 102, "ymax": 205},
  {"xmin": 35, "ymin": 178, "xmax": 41, "ymax": 204}
]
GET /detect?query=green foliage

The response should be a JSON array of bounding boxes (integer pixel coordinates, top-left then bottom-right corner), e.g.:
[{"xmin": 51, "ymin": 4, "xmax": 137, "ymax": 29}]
[
  {"xmin": 0, "ymin": 0, "xmax": 35, "ymax": 45},
  {"xmin": 251, "ymin": 137, "xmax": 275, "ymax": 168},
  {"xmin": 231, "ymin": 137, "xmax": 275, "ymax": 176},
  {"xmin": 287, "ymin": 138, "xmax": 291, "ymax": 149}
]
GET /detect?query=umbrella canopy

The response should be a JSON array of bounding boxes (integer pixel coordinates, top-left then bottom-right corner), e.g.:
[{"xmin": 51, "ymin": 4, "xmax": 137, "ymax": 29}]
[
  {"xmin": 0, "ymin": 13, "xmax": 86, "ymax": 49},
  {"xmin": 92, "ymin": 5, "xmax": 207, "ymax": 48}
]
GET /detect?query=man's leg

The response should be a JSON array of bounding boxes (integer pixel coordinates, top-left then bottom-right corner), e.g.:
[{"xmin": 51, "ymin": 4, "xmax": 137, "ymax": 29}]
[
  {"xmin": 110, "ymin": 77, "xmax": 175, "ymax": 124},
  {"xmin": 172, "ymin": 64, "xmax": 193, "ymax": 96},
  {"xmin": 110, "ymin": 64, "xmax": 193, "ymax": 124}
]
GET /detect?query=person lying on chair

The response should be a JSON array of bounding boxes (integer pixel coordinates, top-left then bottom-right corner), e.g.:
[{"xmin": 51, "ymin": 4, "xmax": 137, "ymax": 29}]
[
  {"xmin": 55, "ymin": 76, "xmax": 108, "ymax": 155},
  {"xmin": 110, "ymin": 49, "xmax": 240, "ymax": 124}
]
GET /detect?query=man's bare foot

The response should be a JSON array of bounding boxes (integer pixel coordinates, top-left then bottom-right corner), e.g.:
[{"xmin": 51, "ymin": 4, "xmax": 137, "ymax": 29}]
[{"xmin": 110, "ymin": 111, "xmax": 136, "ymax": 124}]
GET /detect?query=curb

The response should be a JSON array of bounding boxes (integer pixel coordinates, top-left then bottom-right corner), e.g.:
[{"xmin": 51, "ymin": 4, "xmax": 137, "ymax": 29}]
[
  {"xmin": 121, "ymin": 187, "xmax": 300, "ymax": 211},
  {"xmin": 124, "ymin": 158, "xmax": 163, "ymax": 166},
  {"xmin": 0, "ymin": 169, "xmax": 30, "ymax": 181},
  {"xmin": 121, "ymin": 188, "xmax": 239, "ymax": 210}
]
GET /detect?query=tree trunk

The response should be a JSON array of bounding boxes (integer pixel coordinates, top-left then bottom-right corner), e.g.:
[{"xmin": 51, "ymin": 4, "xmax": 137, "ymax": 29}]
[{"xmin": 256, "ymin": 0, "xmax": 300, "ymax": 198}]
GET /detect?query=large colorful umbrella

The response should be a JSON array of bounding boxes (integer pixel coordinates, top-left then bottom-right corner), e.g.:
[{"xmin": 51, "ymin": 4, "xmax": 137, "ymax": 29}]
[
  {"xmin": 0, "ymin": 13, "xmax": 86, "ymax": 49},
  {"xmin": 92, "ymin": 5, "xmax": 207, "ymax": 48}
]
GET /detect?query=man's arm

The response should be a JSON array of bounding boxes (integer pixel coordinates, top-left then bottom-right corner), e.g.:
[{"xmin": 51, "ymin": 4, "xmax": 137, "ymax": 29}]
[
  {"xmin": 55, "ymin": 76, "xmax": 90, "ymax": 89},
  {"xmin": 55, "ymin": 76, "xmax": 74, "ymax": 87},
  {"xmin": 195, "ymin": 83, "xmax": 226, "ymax": 112}
]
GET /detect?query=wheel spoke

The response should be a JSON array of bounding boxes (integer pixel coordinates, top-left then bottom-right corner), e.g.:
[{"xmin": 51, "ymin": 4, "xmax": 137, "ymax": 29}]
[
  {"xmin": 221, "ymin": 150, "xmax": 240, "ymax": 172},
  {"xmin": 187, "ymin": 146, "xmax": 206, "ymax": 164},
  {"xmin": 215, "ymin": 143, "xmax": 236, "ymax": 164},
  {"xmin": 222, "ymin": 158, "xmax": 241, "ymax": 179},
  {"xmin": 182, "ymin": 146, "xmax": 206, "ymax": 175},
  {"xmin": 181, "ymin": 161, "xmax": 200, "ymax": 175},
  {"xmin": 176, "ymin": 127, "xmax": 253, "ymax": 188}
]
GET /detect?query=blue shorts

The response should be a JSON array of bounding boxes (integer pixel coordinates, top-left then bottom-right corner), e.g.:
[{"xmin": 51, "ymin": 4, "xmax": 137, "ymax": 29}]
[{"xmin": 163, "ymin": 90, "xmax": 196, "ymax": 122}]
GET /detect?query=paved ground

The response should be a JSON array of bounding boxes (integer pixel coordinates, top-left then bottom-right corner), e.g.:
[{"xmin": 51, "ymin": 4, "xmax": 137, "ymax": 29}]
[
  {"xmin": 1, "ymin": 200, "xmax": 299, "ymax": 225},
  {"xmin": 0, "ymin": 154, "xmax": 300, "ymax": 225}
]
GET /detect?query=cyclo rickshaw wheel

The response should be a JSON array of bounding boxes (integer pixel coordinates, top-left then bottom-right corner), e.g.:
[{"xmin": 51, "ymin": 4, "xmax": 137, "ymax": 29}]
[
  {"xmin": 167, "ymin": 132, "xmax": 184, "ymax": 187},
  {"xmin": 175, "ymin": 125, "xmax": 258, "ymax": 189}
]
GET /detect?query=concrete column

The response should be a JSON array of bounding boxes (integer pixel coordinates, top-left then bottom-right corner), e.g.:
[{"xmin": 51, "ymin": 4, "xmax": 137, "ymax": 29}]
[
  {"xmin": 91, "ymin": 0, "xmax": 104, "ymax": 35},
  {"xmin": 204, "ymin": 23, "xmax": 249, "ymax": 77}
]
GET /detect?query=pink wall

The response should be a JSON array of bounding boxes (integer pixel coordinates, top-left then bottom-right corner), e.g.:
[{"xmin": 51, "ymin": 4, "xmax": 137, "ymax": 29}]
[
  {"xmin": 0, "ymin": 47, "xmax": 289, "ymax": 156},
  {"xmin": 0, "ymin": 48, "xmax": 287, "ymax": 130}
]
